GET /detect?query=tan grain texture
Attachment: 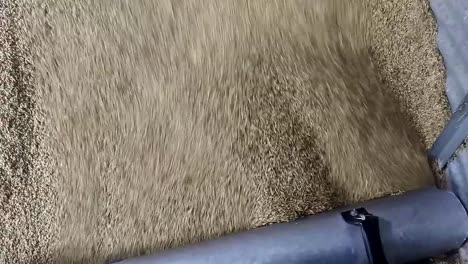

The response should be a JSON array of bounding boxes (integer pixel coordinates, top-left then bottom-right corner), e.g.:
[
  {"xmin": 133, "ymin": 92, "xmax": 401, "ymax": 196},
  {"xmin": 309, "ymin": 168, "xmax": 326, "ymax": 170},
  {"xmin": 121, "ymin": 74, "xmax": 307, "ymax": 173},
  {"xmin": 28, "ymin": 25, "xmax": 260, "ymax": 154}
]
[
  {"xmin": 370, "ymin": 0, "xmax": 450, "ymax": 148},
  {"xmin": 0, "ymin": 1, "xmax": 57, "ymax": 263},
  {"xmin": 1, "ymin": 0, "xmax": 452, "ymax": 264}
]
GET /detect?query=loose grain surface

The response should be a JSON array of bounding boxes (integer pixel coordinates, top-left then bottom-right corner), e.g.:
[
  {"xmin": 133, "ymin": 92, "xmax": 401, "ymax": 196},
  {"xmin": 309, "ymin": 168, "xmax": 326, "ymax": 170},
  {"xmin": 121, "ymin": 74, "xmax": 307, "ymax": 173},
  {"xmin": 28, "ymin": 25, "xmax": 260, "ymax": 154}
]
[
  {"xmin": 370, "ymin": 0, "xmax": 450, "ymax": 148},
  {"xmin": 0, "ymin": 0, "xmax": 57, "ymax": 263},
  {"xmin": 0, "ymin": 0, "xmax": 455, "ymax": 264}
]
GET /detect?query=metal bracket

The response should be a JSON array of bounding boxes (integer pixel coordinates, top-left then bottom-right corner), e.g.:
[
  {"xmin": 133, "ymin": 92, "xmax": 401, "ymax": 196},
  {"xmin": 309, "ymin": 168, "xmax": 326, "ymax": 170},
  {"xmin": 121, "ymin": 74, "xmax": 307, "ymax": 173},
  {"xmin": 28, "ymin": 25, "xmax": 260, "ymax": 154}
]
[{"xmin": 342, "ymin": 208, "xmax": 389, "ymax": 264}]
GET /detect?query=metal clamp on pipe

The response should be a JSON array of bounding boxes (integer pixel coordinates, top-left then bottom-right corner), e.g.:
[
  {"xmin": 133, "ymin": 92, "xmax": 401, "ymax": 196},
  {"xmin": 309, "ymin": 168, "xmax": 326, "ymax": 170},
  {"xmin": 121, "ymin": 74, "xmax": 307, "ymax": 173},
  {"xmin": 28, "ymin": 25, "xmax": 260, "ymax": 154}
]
[
  {"xmin": 342, "ymin": 208, "xmax": 388, "ymax": 264},
  {"xmin": 114, "ymin": 188, "xmax": 468, "ymax": 264}
]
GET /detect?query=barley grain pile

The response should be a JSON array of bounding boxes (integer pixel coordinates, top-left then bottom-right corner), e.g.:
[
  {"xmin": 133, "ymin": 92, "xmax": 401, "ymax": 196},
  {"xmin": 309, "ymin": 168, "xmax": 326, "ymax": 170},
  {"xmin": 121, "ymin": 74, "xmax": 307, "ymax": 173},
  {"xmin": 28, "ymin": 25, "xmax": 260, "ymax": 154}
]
[{"xmin": 0, "ymin": 0, "xmax": 453, "ymax": 264}]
